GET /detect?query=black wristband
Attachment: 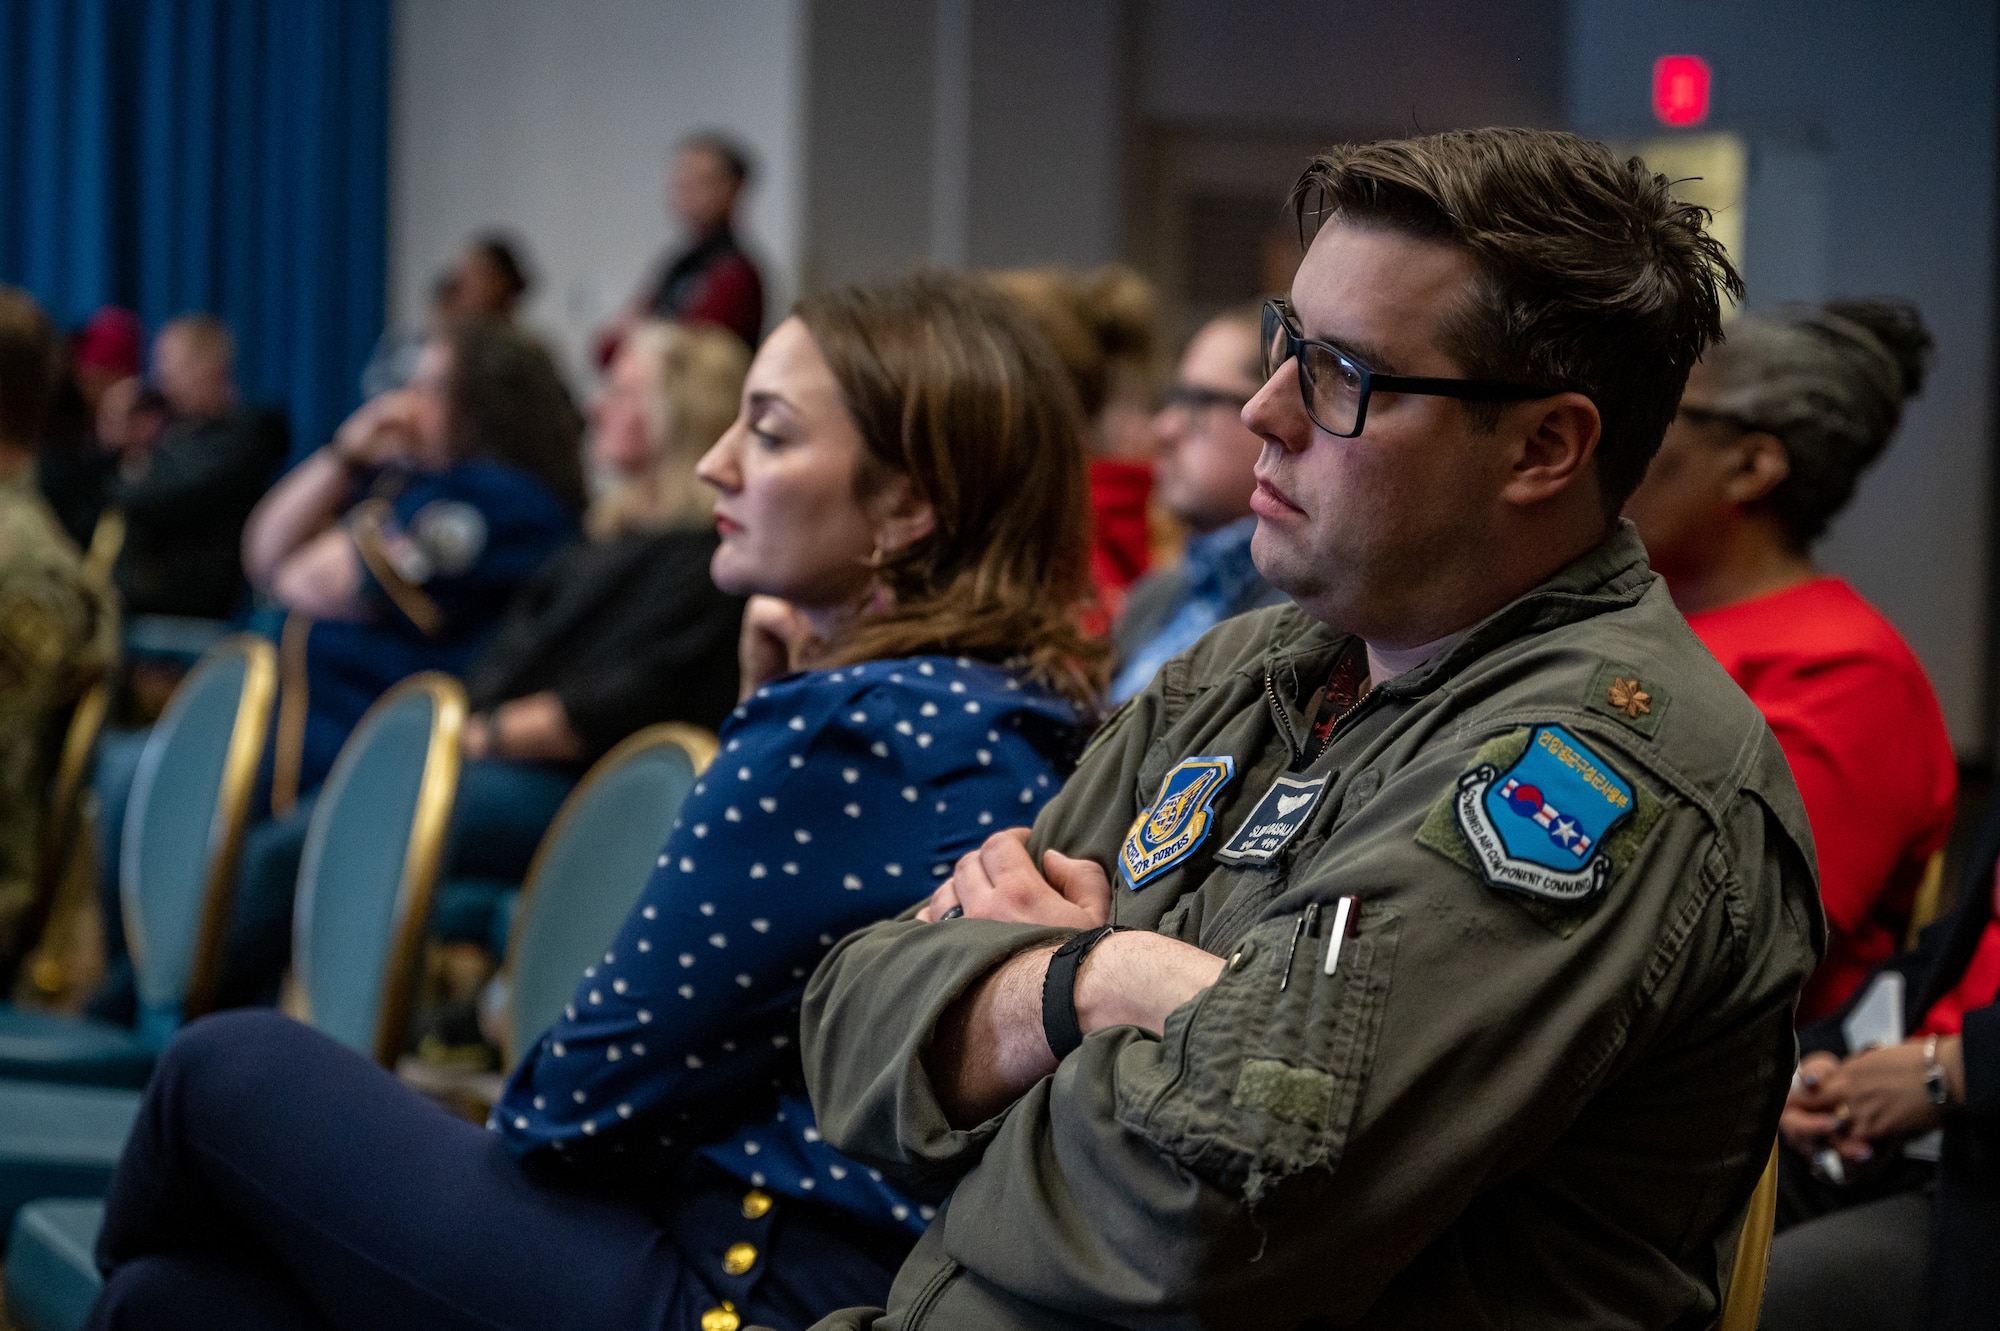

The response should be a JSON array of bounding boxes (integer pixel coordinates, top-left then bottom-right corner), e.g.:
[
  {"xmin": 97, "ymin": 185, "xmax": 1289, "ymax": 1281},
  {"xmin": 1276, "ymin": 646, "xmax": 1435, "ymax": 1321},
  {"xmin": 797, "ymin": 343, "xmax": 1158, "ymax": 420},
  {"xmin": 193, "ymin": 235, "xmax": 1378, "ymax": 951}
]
[{"xmin": 1041, "ymin": 924, "xmax": 1126, "ymax": 1061}]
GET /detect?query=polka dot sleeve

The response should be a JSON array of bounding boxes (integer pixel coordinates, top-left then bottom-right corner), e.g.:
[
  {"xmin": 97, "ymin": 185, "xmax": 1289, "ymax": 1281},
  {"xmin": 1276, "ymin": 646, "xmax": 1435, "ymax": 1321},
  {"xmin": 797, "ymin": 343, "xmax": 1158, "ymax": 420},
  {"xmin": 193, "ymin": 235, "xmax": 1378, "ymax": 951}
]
[{"xmin": 493, "ymin": 656, "xmax": 1079, "ymax": 1158}]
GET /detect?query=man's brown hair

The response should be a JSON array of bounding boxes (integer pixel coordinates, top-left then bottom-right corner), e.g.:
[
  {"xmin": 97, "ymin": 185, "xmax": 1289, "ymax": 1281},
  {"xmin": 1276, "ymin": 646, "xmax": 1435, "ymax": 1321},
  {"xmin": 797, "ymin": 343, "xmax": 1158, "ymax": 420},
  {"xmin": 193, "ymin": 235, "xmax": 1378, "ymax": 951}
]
[
  {"xmin": 797, "ymin": 270, "xmax": 1104, "ymax": 706},
  {"xmin": 1293, "ymin": 128, "xmax": 1743, "ymax": 508},
  {"xmin": 0, "ymin": 286, "xmax": 60, "ymax": 446}
]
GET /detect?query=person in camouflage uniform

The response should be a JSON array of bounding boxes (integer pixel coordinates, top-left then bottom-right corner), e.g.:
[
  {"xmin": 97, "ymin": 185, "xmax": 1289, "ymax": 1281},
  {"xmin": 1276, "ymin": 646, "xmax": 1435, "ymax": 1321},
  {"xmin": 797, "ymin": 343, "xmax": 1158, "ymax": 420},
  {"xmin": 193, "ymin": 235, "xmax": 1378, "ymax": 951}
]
[{"xmin": 0, "ymin": 286, "xmax": 117, "ymax": 960}]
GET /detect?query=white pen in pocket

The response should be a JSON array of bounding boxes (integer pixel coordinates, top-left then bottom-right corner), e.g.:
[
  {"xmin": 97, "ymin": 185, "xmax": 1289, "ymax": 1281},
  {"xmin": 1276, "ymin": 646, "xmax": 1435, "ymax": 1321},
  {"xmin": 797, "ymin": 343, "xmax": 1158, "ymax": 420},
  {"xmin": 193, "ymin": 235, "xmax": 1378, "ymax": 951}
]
[{"xmin": 1322, "ymin": 895, "xmax": 1359, "ymax": 976}]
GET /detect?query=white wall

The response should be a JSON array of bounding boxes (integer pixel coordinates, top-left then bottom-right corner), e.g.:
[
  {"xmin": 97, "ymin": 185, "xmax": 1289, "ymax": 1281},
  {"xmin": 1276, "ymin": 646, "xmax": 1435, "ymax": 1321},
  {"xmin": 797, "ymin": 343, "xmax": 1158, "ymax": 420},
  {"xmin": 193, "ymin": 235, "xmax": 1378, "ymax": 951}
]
[
  {"xmin": 389, "ymin": 0, "xmax": 806, "ymax": 388},
  {"xmin": 1568, "ymin": 0, "xmax": 1999, "ymax": 753}
]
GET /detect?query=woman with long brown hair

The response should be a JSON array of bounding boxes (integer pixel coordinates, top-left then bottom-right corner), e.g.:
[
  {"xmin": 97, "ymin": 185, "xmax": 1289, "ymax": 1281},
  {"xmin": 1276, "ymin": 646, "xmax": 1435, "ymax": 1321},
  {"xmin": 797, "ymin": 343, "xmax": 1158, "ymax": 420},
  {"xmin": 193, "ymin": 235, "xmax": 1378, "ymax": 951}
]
[{"xmin": 85, "ymin": 272, "xmax": 1099, "ymax": 1331}]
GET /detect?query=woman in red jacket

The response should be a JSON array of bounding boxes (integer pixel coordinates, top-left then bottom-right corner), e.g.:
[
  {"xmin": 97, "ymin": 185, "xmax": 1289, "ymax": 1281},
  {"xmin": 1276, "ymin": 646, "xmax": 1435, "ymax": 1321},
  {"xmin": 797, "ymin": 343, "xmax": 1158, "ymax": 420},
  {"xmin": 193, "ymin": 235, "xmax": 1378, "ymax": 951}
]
[{"xmin": 1626, "ymin": 297, "xmax": 1954, "ymax": 1023}]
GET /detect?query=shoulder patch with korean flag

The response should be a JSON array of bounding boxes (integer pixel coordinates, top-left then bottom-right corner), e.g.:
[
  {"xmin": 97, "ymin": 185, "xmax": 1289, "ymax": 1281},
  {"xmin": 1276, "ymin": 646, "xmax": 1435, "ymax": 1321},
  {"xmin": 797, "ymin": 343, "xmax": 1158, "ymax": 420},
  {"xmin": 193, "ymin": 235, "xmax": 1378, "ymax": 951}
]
[
  {"xmin": 1417, "ymin": 725, "xmax": 1663, "ymax": 933},
  {"xmin": 1214, "ymin": 774, "xmax": 1328, "ymax": 867},
  {"xmin": 1121, "ymin": 756, "xmax": 1234, "ymax": 888}
]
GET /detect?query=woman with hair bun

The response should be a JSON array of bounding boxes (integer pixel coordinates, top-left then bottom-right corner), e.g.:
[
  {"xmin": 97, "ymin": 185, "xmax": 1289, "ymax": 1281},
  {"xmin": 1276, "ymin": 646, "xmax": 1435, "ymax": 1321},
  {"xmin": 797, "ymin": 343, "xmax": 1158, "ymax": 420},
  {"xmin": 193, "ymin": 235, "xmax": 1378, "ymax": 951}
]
[
  {"xmin": 1626, "ymin": 297, "xmax": 1955, "ymax": 1023},
  {"xmin": 84, "ymin": 272, "xmax": 1099, "ymax": 1331},
  {"xmin": 989, "ymin": 265, "xmax": 1165, "ymax": 631}
]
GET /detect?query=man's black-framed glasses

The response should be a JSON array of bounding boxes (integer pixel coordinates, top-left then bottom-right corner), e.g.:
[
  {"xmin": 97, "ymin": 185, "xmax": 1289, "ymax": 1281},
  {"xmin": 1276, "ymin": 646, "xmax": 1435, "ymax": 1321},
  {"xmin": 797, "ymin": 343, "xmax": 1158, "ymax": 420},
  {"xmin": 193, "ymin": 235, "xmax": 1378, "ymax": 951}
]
[{"xmin": 1261, "ymin": 298, "xmax": 1551, "ymax": 438}]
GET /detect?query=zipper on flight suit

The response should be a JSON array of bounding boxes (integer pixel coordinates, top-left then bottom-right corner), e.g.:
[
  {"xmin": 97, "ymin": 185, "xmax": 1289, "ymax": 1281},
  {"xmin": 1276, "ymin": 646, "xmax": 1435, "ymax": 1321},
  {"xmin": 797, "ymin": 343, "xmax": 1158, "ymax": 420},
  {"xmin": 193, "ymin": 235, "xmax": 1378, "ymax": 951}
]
[{"xmin": 1265, "ymin": 668, "xmax": 1302, "ymax": 764}]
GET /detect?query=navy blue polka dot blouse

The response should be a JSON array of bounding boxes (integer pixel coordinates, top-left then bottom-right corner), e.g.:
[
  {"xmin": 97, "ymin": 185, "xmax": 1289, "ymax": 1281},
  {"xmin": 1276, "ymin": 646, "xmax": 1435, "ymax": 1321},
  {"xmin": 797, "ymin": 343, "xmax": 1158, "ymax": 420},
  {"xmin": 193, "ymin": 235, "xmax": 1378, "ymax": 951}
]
[{"xmin": 495, "ymin": 655, "xmax": 1084, "ymax": 1234}]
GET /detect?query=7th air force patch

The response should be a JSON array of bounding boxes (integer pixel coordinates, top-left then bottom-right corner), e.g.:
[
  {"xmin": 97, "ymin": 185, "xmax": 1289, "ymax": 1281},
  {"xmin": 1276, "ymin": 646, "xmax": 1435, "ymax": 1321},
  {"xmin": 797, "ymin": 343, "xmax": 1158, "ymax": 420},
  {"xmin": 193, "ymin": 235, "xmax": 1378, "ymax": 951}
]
[
  {"xmin": 1121, "ymin": 756, "xmax": 1234, "ymax": 888},
  {"xmin": 1451, "ymin": 725, "xmax": 1634, "ymax": 902}
]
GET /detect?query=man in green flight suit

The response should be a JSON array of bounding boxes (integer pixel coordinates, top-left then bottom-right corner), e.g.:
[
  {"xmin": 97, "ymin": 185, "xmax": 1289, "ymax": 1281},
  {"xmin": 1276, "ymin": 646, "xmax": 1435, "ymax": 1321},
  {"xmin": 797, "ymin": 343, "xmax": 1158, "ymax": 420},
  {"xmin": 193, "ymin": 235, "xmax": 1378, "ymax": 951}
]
[
  {"xmin": 793, "ymin": 129, "xmax": 1825, "ymax": 1330},
  {"xmin": 0, "ymin": 286, "xmax": 117, "ymax": 962}
]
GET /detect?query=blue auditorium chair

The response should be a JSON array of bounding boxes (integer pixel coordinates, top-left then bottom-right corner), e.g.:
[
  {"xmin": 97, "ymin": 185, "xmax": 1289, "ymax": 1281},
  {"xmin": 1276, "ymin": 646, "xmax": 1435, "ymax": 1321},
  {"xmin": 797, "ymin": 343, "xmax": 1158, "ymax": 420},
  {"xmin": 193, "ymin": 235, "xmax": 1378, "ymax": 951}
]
[
  {"xmin": 499, "ymin": 722, "xmax": 715, "ymax": 1064},
  {"xmin": 0, "ymin": 636, "xmax": 276, "ymax": 1087},
  {"xmin": 288, "ymin": 671, "xmax": 466, "ymax": 1065},
  {"xmin": 1, "ymin": 674, "xmax": 465, "ymax": 1329}
]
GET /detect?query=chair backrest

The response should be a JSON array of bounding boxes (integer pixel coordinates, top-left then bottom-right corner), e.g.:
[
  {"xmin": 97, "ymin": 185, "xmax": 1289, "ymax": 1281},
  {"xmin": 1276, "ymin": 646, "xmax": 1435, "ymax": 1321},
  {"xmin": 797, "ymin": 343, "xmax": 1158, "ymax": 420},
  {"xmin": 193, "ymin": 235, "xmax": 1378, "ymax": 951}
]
[
  {"xmin": 1906, "ymin": 849, "xmax": 1947, "ymax": 949},
  {"xmin": 1717, "ymin": 1142, "xmax": 1780, "ymax": 1331},
  {"xmin": 292, "ymin": 672, "xmax": 464, "ymax": 1066},
  {"xmin": 502, "ymin": 723, "xmax": 717, "ymax": 1065},
  {"xmin": 120, "ymin": 636, "xmax": 277, "ymax": 1042}
]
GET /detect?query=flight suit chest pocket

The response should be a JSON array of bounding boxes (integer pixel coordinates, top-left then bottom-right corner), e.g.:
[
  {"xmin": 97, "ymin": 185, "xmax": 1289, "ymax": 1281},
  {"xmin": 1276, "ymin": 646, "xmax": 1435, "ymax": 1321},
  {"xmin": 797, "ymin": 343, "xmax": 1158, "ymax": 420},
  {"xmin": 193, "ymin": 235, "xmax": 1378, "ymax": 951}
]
[{"xmin": 1112, "ymin": 905, "xmax": 1400, "ymax": 1202}]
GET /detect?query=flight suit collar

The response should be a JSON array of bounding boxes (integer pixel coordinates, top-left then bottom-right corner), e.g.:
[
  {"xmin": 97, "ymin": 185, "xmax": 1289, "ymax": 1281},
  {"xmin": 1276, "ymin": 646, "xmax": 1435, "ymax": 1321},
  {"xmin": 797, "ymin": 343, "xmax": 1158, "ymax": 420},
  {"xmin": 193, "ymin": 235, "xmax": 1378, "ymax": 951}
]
[{"xmin": 1262, "ymin": 521, "xmax": 1656, "ymax": 743}]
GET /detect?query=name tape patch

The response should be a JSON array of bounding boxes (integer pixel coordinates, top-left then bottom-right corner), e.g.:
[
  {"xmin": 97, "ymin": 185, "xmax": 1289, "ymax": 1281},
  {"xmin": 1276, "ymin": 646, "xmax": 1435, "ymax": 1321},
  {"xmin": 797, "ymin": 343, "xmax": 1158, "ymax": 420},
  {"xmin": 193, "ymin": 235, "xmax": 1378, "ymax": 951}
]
[
  {"xmin": 1214, "ymin": 774, "xmax": 1328, "ymax": 867},
  {"xmin": 1120, "ymin": 756, "xmax": 1234, "ymax": 888},
  {"xmin": 1452, "ymin": 724, "xmax": 1634, "ymax": 902}
]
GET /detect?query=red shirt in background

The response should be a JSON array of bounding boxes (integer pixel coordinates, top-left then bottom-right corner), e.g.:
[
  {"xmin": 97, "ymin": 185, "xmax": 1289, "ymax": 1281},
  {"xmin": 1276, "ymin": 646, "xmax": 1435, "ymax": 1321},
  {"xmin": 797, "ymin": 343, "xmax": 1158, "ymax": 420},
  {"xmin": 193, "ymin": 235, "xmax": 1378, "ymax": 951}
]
[
  {"xmin": 1082, "ymin": 458, "xmax": 1154, "ymax": 636},
  {"xmin": 1688, "ymin": 576, "xmax": 1957, "ymax": 1023},
  {"xmin": 1915, "ymin": 863, "xmax": 2000, "ymax": 1037}
]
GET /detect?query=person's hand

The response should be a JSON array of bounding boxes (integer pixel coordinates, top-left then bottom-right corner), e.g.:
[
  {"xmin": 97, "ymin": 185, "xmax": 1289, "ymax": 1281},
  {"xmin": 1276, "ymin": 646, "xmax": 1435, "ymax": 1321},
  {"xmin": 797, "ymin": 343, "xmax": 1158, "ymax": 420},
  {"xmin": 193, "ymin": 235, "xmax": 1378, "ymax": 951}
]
[
  {"xmin": 737, "ymin": 595, "xmax": 816, "ymax": 701},
  {"xmin": 1780, "ymin": 1051, "xmax": 1847, "ymax": 1156},
  {"xmin": 1821, "ymin": 1039, "xmax": 1950, "ymax": 1144},
  {"xmin": 916, "ymin": 828, "xmax": 1111, "ymax": 927},
  {"xmin": 461, "ymin": 712, "xmax": 493, "ymax": 761},
  {"xmin": 332, "ymin": 391, "xmax": 419, "ymax": 467}
]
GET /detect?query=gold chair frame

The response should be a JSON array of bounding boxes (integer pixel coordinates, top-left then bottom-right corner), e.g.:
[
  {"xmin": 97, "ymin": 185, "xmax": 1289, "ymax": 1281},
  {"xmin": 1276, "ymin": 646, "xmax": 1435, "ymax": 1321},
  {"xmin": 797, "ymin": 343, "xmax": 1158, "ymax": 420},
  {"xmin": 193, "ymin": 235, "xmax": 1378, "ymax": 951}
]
[
  {"xmin": 1716, "ymin": 1142, "xmax": 1780, "ymax": 1331},
  {"xmin": 268, "ymin": 611, "xmax": 312, "ymax": 818},
  {"xmin": 290, "ymin": 671, "xmax": 465, "ymax": 1068},
  {"xmin": 496, "ymin": 722, "xmax": 717, "ymax": 1067},
  {"xmin": 121, "ymin": 636, "xmax": 278, "ymax": 1019}
]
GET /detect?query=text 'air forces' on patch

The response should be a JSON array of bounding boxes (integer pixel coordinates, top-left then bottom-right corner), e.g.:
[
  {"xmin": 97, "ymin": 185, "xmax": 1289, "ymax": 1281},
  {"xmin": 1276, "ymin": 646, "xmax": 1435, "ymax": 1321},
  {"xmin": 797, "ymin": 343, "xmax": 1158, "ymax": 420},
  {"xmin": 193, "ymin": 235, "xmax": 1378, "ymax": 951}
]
[
  {"xmin": 1214, "ymin": 774, "xmax": 1328, "ymax": 867},
  {"xmin": 1120, "ymin": 756, "xmax": 1234, "ymax": 889},
  {"xmin": 1452, "ymin": 724, "xmax": 1634, "ymax": 902}
]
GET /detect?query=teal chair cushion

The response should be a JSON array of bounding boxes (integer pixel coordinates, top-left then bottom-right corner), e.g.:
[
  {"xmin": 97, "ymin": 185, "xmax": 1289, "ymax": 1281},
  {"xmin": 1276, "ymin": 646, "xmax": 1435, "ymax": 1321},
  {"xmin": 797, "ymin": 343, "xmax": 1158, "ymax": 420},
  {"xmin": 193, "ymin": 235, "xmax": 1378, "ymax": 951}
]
[
  {"xmin": 4, "ymin": 1199, "xmax": 104, "ymax": 1331},
  {"xmin": 0, "ymin": 1080, "xmax": 137, "ymax": 1249},
  {"xmin": 0, "ymin": 1009, "xmax": 150, "ymax": 1089}
]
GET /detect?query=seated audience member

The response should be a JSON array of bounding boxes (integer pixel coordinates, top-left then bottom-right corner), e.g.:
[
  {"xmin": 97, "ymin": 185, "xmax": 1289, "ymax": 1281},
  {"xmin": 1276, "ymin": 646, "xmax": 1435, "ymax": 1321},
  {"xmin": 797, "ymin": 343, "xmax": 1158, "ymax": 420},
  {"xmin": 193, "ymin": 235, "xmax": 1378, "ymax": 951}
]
[
  {"xmin": 437, "ymin": 321, "xmax": 752, "ymax": 901},
  {"xmin": 86, "ymin": 271, "xmax": 1099, "ymax": 1331},
  {"xmin": 1764, "ymin": 784, "xmax": 2000, "ymax": 1331},
  {"xmin": 1109, "ymin": 305, "xmax": 1287, "ymax": 702},
  {"xmin": 99, "ymin": 314, "xmax": 288, "ymax": 619},
  {"xmin": 798, "ymin": 129, "xmax": 1821, "ymax": 1331},
  {"xmin": 88, "ymin": 321, "xmax": 583, "ymax": 1020},
  {"xmin": 0, "ymin": 287, "xmax": 116, "ymax": 959},
  {"xmin": 362, "ymin": 234, "xmax": 534, "ymax": 399},
  {"xmin": 990, "ymin": 265, "xmax": 1164, "ymax": 630},
  {"xmin": 598, "ymin": 132, "xmax": 765, "ymax": 361},
  {"xmin": 37, "ymin": 305, "xmax": 143, "ymax": 547},
  {"xmin": 1625, "ymin": 298, "xmax": 1953, "ymax": 1022}
]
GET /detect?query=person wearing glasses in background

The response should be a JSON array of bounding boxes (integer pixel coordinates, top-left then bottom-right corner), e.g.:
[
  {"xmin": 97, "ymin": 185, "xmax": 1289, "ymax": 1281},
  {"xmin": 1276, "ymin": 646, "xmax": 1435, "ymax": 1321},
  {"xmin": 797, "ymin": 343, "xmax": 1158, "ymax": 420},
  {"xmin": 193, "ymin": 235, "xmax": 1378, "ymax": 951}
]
[
  {"xmin": 791, "ymin": 129, "xmax": 1821, "ymax": 1331},
  {"xmin": 1107, "ymin": 307, "xmax": 1287, "ymax": 704}
]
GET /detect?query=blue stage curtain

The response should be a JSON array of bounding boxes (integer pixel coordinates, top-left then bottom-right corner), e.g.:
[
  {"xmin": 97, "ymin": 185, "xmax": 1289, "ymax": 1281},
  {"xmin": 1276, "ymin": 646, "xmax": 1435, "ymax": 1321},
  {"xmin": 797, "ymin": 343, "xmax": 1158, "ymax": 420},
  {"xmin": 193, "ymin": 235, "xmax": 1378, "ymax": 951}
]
[{"xmin": 0, "ymin": 0, "xmax": 388, "ymax": 456}]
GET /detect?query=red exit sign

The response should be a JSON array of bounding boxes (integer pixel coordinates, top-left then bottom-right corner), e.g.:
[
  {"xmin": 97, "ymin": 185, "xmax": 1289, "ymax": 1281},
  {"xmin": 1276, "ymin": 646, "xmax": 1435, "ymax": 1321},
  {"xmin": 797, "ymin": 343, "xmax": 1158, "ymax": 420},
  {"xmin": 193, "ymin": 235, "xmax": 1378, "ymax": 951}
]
[{"xmin": 1653, "ymin": 55, "xmax": 1712, "ymax": 127}]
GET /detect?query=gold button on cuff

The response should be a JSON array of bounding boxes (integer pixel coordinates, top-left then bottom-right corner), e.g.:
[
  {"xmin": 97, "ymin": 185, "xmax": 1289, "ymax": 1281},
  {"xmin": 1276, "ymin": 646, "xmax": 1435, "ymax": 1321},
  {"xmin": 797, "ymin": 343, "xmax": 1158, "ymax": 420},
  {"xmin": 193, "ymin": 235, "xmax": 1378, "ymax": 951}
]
[
  {"xmin": 722, "ymin": 1242, "xmax": 759, "ymax": 1276},
  {"xmin": 740, "ymin": 1188, "xmax": 774, "ymax": 1220},
  {"xmin": 700, "ymin": 1303, "xmax": 741, "ymax": 1331}
]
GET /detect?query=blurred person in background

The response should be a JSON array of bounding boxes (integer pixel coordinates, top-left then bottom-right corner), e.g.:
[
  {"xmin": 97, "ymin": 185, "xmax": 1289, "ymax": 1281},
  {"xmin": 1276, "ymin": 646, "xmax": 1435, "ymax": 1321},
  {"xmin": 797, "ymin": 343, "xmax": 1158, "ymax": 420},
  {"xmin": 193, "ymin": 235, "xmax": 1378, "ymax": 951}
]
[
  {"xmin": 98, "ymin": 314, "xmax": 288, "ymax": 620},
  {"xmin": 36, "ymin": 305, "xmax": 143, "ymax": 546},
  {"xmin": 989, "ymin": 265, "xmax": 1164, "ymax": 633},
  {"xmin": 1109, "ymin": 304, "xmax": 1286, "ymax": 702},
  {"xmin": 87, "ymin": 320, "xmax": 582, "ymax": 1023},
  {"xmin": 363, "ymin": 234, "xmax": 535, "ymax": 399},
  {"xmin": 597, "ymin": 132, "xmax": 765, "ymax": 362},
  {"xmin": 0, "ymin": 286, "xmax": 116, "ymax": 962},
  {"xmin": 1766, "ymin": 778, "xmax": 2000, "ymax": 1331},
  {"xmin": 1625, "ymin": 297, "xmax": 1953, "ymax": 1024}
]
